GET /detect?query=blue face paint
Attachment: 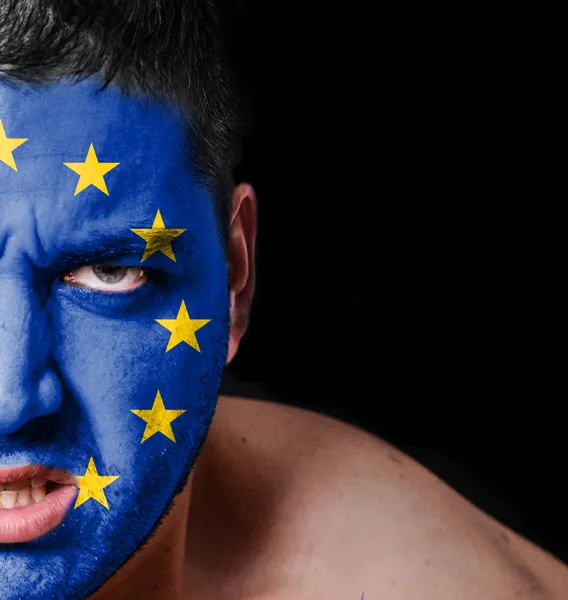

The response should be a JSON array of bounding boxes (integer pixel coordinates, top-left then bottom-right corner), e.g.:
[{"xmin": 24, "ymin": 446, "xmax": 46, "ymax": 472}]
[{"xmin": 0, "ymin": 79, "xmax": 229, "ymax": 599}]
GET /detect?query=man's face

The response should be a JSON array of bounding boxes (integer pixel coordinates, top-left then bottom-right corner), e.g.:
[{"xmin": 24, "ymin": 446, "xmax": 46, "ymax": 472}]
[{"xmin": 0, "ymin": 79, "xmax": 229, "ymax": 598}]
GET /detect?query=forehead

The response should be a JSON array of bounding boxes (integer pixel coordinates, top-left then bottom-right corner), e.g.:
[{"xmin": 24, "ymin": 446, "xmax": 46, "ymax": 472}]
[{"xmin": 0, "ymin": 79, "xmax": 209, "ymax": 256}]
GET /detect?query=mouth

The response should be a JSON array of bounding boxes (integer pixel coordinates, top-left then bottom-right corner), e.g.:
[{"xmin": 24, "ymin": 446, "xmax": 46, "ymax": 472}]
[{"xmin": 0, "ymin": 465, "xmax": 78, "ymax": 543}]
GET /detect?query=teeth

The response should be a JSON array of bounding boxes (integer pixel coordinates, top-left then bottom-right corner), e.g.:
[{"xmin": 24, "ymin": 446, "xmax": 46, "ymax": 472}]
[
  {"xmin": 31, "ymin": 486, "xmax": 47, "ymax": 503},
  {"xmin": 1, "ymin": 478, "xmax": 46, "ymax": 492},
  {"xmin": 17, "ymin": 487, "xmax": 31, "ymax": 507},
  {"xmin": 0, "ymin": 484, "xmax": 48, "ymax": 509},
  {"xmin": 0, "ymin": 491, "xmax": 17, "ymax": 509}
]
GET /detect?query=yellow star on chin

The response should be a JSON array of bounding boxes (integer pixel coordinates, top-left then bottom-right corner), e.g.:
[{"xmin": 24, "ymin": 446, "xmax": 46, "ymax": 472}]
[
  {"xmin": 64, "ymin": 143, "xmax": 119, "ymax": 196},
  {"xmin": 156, "ymin": 300, "xmax": 211, "ymax": 353},
  {"xmin": 130, "ymin": 209, "xmax": 187, "ymax": 262},
  {"xmin": 0, "ymin": 119, "xmax": 28, "ymax": 171},
  {"xmin": 74, "ymin": 457, "xmax": 120, "ymax": 510},
  {"xmin": 131, "ymin": 390, "xmax": 187, "ymax": 443}
]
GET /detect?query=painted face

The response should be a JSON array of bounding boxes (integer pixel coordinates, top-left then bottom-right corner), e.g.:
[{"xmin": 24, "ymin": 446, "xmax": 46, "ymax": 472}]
[{"xmin": 0, "ymin": 79, "xmax": 229, "ymax": 598}]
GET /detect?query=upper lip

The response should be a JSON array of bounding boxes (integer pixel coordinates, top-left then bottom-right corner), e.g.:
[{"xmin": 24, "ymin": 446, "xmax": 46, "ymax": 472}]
[{"xmin": 0, "ymin": 464, "xmax": 77, "ymax": 486}]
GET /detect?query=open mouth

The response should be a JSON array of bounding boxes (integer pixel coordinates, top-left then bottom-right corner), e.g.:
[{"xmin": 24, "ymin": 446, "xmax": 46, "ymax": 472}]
[
  {"xmin": 0, "ymin": 478, "xmax": 59, "ymax": 509},
  {"xmin": 0, "ymin": 466, "xmax": 78, "ymax": 543}
]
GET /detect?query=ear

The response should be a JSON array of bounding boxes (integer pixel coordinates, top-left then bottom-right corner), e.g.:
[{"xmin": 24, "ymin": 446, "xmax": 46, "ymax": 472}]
[{"xmin": 226, "ymin": 183, "xmax": 257, "ymax": 364}]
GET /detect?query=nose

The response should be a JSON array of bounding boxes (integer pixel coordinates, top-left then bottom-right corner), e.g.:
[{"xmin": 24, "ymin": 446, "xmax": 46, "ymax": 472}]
[{"xmin": 0, "ymin": 278, "xmax": 62, "ymax": 434}]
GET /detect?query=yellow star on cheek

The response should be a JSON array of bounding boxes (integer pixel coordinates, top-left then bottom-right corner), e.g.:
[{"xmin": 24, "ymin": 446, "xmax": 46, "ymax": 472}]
[
  {"xmin": 130, "ymin": 390, "xmax": 187, "ymax": 443},
  {"xmin": 0, "ymin": 119, "xmax": 28, "ymax": 171},
  {"xmin": 63, "ymin": 143, "xmax": 119, "ymax": 196},
  {"xmin": 74, "ymin": 457, "xmax": 120, "ymax": 510},
  {"xmin": 156, "ymin": 300, "xmax": 211, "ymax": 353},
  {"xmin": 130, "ymin": 209, "xmax": 187, "ymax": 262}
]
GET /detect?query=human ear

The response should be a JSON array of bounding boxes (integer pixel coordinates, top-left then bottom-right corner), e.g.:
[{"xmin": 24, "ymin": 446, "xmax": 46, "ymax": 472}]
[{"xmin": 226, "ymin": 183, "xmax": 257, "ymax": 363}]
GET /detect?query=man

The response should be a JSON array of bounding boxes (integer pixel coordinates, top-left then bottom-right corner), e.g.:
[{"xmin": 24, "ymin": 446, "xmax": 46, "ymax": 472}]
[{"xmin": 0, "ymin": 2, "xmax": 566, "ymax": 599}]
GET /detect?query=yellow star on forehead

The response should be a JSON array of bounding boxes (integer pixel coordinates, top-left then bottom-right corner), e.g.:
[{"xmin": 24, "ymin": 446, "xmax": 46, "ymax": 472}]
[
  {"xmin": 74, "ymin": 457, "xmax": 120, "ymax": 510},
  {"xmin": 0, "ymin": 119, "xmax": 28, "ymax": 171},
  {"xmin": 130, "ymin": 209, "xmax": 187, "ymax": 262},
  {"xmin": 131, "ymin": 390, "xmax": 187, "ymax": 443},
  {"xmin": 156, "ymin": 300, "xmax": 211, "ymax": 353},
  {"xmin": 64, "ymin": 143, "xmax": 119, "ymax": 196}
]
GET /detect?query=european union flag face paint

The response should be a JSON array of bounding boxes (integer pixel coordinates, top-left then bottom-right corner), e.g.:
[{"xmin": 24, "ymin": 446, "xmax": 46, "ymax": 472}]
[{"xmin": 0, "ymin": 79, "xmax": 230, "ymax": 599}]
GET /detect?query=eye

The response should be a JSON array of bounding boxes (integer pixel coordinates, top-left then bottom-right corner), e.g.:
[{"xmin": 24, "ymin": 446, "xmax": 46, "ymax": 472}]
[{"xmin": 62, "ymin": 265, "xmax": 149, "ymax": 292}]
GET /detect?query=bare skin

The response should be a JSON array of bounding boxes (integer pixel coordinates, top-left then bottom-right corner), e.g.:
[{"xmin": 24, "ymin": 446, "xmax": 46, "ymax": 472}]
[
  {"xmin": 92, "ymin": 394, "xmax": 568, "ymax": 600},
  {"xmin": 92, "ymin": 184, "xmax": 567, "ymax": 598}
]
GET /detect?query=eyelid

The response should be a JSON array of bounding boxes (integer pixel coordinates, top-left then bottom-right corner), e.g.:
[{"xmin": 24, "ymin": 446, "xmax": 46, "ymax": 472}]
[
  {"xmin": 62, "ymin": 265, "xmax": 150, "ymax": 293},
  {"xmin": 58, "ymin": 256, "xmax": 146, "ymax": 271}
]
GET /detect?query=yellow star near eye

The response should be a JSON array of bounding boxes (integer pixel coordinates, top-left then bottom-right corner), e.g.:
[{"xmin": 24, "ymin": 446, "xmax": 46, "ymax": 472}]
[
  {"xmin": 130, "ymin": 390, "xmax": 187, "ymax": 443},
  {"xmin": 130, "ymin": 210, "xmax": 187, "ymax": 262},
  {"xmin": 64, "ymin": 143, "xmax": 119, "ymax": 196},
  {"xmin": 74, "ymin": 457, "xmax": 120, "ymax": 510},
  {"xmin": 156, "ymin": 300, "xmax": 211, "ymax": 353},
  {"xmin": 0, "ymin": 119, "xmax": 28, "ymax": 171}
]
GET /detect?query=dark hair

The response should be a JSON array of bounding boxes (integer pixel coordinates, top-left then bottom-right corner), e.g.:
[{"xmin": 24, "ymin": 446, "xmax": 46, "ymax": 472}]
[{"xmin": 0, "ymin": 0, "xmax": 242, "ymax": 245}]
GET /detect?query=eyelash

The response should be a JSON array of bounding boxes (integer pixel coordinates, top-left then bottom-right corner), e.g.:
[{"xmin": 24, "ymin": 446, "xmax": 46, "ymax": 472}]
[
  {"xmin": 56, "ymin": 265, "xmax": 169, "ymax": 316},
  {"xmin": 61, "ymin": 265, "xmax": 150, "ymax": 292}
]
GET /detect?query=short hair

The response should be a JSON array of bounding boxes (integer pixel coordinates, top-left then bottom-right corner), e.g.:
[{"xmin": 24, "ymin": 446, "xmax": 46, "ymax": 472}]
[{"xmin": 0, "ymin": 0, "xmax": 242, "ymax": 245}]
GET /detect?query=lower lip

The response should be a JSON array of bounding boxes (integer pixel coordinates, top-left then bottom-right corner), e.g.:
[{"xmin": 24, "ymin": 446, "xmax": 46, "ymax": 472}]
[{"xmin": 0, "ymin": 485, "xmax": 78, "ymax": 543}]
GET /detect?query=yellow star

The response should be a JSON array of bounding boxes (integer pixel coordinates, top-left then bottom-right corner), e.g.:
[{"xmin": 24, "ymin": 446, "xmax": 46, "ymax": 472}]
[
  {"xmin": 74, "ymin": 457, "xmax": 120, "ymax": 510},
  {"xmin": 0, "ymin": 119, "xmax": 28, "ymax": 171},
  {"xmin": 130, "ymin": 210, "xmax": 187, "ymax": 262},
  {"xmin": 130, "ymin": 390, "xmax": 187, "ymax": 443},
  {"xmin": 156, "ymin": 300, "xmax": 211, "ymax": 353},
  {"xmin": 64, "ymin": 143, "xmax": 119, "ymax": 196}
]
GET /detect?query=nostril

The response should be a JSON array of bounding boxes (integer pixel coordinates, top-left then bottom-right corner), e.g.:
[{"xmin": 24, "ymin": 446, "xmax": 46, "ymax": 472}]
[{"xmin": 0, "ymin": 370, "xmax": 62, "ymax": 434}]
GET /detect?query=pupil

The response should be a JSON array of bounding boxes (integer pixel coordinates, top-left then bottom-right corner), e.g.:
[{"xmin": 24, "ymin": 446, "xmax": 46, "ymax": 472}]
[{"xmin": 93, "ymin": 265, "xmax": 128, "ymax": 284}]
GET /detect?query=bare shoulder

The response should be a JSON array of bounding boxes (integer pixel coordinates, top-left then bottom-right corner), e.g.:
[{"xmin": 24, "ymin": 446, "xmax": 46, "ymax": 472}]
[{"xmin": 187, "ymin": 396, "xmax": 568, "ymax": 600}]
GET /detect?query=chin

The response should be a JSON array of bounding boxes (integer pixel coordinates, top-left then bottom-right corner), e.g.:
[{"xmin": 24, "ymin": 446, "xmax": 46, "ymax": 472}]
[{"xmin": 0, "ymin": 448, "xmax": 197, "ymax": 600}]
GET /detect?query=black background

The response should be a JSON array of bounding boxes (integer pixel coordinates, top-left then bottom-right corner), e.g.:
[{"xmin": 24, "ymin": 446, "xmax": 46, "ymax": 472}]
[{"xmin": 219, "ymin": 1, "xmax": 566, "ymax": 564}]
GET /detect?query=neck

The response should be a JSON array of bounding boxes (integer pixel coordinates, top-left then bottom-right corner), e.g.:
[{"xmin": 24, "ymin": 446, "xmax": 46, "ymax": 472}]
[{"xmin": 91, "ymin": 474, "xmax": 194, "ymax": 600}]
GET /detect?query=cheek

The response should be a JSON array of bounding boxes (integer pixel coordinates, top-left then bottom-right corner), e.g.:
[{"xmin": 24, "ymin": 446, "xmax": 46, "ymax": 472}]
[{"xmin": 51, "ymin": 277, "xmax": 230, "ymax": 470}]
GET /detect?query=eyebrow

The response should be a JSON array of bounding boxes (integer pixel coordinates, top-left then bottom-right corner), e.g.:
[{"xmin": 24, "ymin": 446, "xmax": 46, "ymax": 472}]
[{"xmin": 49, "ymin": 233, "xmax": 197, "ymax": 270}]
